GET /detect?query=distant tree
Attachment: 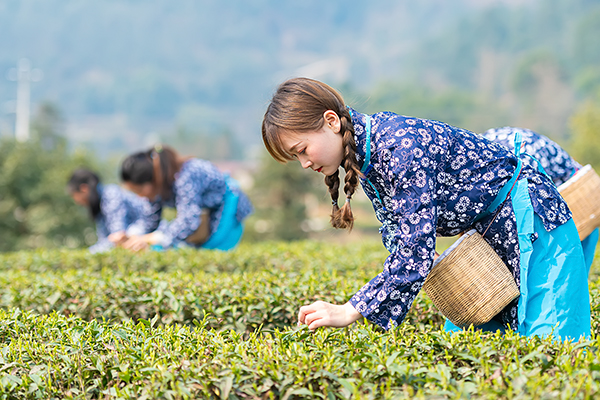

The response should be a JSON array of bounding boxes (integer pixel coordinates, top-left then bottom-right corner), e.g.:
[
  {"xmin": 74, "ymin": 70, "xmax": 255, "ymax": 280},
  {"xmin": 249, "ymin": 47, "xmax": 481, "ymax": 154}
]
[
  {"xmin": 574, "ymin": 67, "xmax": 600, "ymax": 98},
  {"xmin": 572, "ymin": 8, "xmax": 600, "ymax": 68},
  {"xmin": 246, "ymin": 153, "xmax": 322, "ymax": 241},
  {"xmin": 568, "ymin": 99, "xmax": 600, "ymax": 168},
  {"xmin": 0, "ymin": 103, "xmax": 101, "ymax": 251},
  {"xmin": 30, "ymin": 102, "xmax": 67, "ymax": 150},
  {"xmin": 167, "ymin": 126, "xmax": 244, "ymax": 161}
]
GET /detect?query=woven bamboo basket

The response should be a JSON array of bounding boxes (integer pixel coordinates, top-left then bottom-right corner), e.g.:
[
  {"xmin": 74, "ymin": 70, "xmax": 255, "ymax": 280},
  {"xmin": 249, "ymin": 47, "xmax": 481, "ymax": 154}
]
[
  {"xmin": 558, "ymin": 165, "xmax": 600, "ymax": 240},
  {"xmin": 423, "ymin": 229, "xmax": 520, "ymax": 327}
]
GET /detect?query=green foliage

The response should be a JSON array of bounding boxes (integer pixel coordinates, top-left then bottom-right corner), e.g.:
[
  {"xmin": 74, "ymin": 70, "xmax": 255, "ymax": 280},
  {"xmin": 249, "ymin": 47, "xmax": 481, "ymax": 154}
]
[
  {"xmin": 167, "ymin": 126, "xmax": 245, "ymax": 161},
  {"xmin": 574, "ymin": 66, "xmax": 600, "ymax": 98},
  {"xmin": 0, "ymin": 242, "xmax": 417, "ymax": 332},
  {"xmin": 2, "ymin": 309, "xmax": 598, "ymax": 399},
  {"xmin": 510, "ymin": 50, "xmax": 565, "ymax": 97},
  {"xmin": 0, "ymin": 103, "xmax": 102, "ymax": 252},
  {"xmin": 572, "ymin": 7, "xmax": 600, "ymax": 68},
  {"xmin": 4, "ymin": 0, "xmax": 600, "ymax": 155},
  {"xmin": 246, "ymin": 153, "xmax": 323, "ymax": 241},
  {"xmin": 367, "ymin": 82, "xmax": 509, "ymax": 133},
  {"xmin": 400, "ymin": 0, "xmax": 600, "ymax": 138},
  {"xmin": 569, "ymin": 100, "xmax": 600, "ymax": 168},
  {"xmin": 0, "ymin": 241, "xmax": 599, "ymax": 398}
]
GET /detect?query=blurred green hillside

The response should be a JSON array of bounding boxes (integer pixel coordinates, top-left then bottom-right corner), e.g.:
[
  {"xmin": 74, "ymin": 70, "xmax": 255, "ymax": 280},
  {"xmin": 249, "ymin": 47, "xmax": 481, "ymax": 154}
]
[
  {"xmin": 2, "ymin": 0, "xmax": 600, "ymax": 251},
  {"xmin": 1, "ymin": 0, "xmax": 599, "ymax": 157}
]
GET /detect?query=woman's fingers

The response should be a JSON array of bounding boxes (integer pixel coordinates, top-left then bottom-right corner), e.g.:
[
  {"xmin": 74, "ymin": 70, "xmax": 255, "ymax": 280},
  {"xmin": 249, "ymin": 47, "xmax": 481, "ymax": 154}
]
[
  {"xmin": 108, "ymin": 231, "xmax": 127, "ymax": 244},
  {"xmin": 297, "ymin": 302, "xmax": 362, "ymax": 331},
  {"xmin": 122, "ymin": 236, "xmax": 146, "ymax": 251},
  {"xmin": 304, "ymin": 309, "xmax": 326, "ymax": 327},
  {"xmin": 121, "ymin": 237, "xmax": 134, "ymax": 249},
  {"xmin": 133, "ymin": 240, "xmax": 148, "ymax": 252},
  {"xmin": 308, "ymin": 317, "xmax": 328, "ymax": 331},
  {"xmin": 298, "ymin": 301, "xmax": 333, "ymax": 330},
  {"xmin": 298, "ymin": 303, "xmax": 319, "ymax": 324}
]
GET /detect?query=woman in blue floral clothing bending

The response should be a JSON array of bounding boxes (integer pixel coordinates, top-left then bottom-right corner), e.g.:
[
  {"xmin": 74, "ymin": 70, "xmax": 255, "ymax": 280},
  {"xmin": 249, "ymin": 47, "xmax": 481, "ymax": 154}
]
[
  {"xmin": 68, "ymin": 168, "xmax": 160, "ymax": 253},
  {"xmin": 261, "ymin": 77, "xmax": 590, "ymax": 341},
  {"xmin": 120, "ymin": 145, "xmax": 253, "ymax": 251}
]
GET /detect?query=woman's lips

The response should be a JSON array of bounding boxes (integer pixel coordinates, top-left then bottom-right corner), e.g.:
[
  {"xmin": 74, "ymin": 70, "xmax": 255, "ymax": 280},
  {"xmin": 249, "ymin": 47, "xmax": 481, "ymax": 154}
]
[{"xmin": 316, "ymin": 167, "xmax": 323, "ymax": 173}]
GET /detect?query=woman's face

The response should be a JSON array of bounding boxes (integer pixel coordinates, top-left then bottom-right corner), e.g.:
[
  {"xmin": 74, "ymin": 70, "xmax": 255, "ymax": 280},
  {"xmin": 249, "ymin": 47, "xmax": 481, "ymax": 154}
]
[
  {"xmin": 124, "ymin": 181, "xmax": 158, "ymax": 201},
  {"xmin": 70, "ymin": 185, "xmax": 90, "ymax": 206},
  {"xmin": 280, "ymin": 110, "xmax": 344, "ymax": 177}
]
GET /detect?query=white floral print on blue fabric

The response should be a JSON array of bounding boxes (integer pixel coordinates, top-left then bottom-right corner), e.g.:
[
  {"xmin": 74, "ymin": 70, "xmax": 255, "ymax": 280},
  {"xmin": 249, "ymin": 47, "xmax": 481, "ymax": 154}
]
[
  {"xmin": 347, "ymin": 109, "xmax": 572, "ymax": 330},
  {"xmin": 90, "ymin": 184, "xmax": 161, "ymax": 254},
  {"xmin": 155, "ymin": 159, "xmax": 253, "ymax": 248},
  {"xmin": 483, "ymin": 126, "xmax": 581, "ymax": 186}
]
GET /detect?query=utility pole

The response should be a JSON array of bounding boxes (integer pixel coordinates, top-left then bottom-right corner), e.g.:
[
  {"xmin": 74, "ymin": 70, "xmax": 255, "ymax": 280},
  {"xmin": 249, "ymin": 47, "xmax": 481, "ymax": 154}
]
[{"xmin": 7, "ymin": 58, "xmax": 42, "ymax": 142}]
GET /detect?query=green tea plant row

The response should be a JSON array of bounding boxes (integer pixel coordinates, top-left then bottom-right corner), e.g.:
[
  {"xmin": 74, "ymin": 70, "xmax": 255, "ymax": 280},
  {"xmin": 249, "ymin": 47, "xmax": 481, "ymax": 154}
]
[
  {"xmin": 1, "ymin": 242, "xmax": 599, "ymax": 334},
  {"xmin": 0, "ymin": 243, "xmax": 444, "ymax": 332},
  {"xmin": 1, "ymin": 241, "xmax": 600, "ymax": 399},
  {"xmin": 0, "ymin": 242, "xmax": 387, "ymax": 275},
  {"xmin": 0, "ymin": 308, "xmax": 598, "ymax": 399}
]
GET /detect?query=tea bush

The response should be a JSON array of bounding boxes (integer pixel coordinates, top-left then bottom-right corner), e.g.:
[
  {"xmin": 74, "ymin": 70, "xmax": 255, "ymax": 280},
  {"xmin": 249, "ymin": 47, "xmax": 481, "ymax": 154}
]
[
  {"xmin": 0, "ymin": 241, "xmax": 598, "ymax": 399},
  {"xmin": 0, "ymin": 242, "xmax": 442, "ymax": 332}
]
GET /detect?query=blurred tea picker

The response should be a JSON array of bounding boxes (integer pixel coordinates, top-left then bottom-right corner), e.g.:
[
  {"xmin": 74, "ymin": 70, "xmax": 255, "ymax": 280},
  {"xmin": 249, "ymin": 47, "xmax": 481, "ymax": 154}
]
[
  {"xmin": 483, "ymin": 127, "xmax": 599, "ymax": 275},
  {"xmin": 119, "ymin": 144, "xmax": 253, "ymax": 251},
  {"xmin": 67, "ymin": 169, "xmax": 161, "ymax": 253}
]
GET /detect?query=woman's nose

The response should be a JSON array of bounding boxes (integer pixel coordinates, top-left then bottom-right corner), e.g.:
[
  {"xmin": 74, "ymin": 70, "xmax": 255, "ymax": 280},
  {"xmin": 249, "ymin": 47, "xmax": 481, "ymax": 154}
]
[{"xmin": 299, "ymin": 155, "xmax": 312, "ymax": 169}]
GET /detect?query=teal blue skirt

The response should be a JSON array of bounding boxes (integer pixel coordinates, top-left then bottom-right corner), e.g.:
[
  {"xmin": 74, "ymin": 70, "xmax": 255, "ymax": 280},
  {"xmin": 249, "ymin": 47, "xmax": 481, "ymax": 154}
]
[
  {"xmin": 201, "ymin": 178, "xmax": 244, "ymax": 251},
  {"xmin": 445, "ymin": 178, "xmax": 591, "ymax": 341},
  {"xmin": 581, "ymin": 227, "xmax": 598, "ymax": 276}
]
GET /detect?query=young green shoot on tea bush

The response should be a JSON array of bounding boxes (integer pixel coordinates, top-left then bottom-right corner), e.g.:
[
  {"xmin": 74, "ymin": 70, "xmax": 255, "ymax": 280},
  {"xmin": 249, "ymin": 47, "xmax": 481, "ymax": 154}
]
[{"xmin": 0, "ymin": 241, "xmax": 599, "ymax": 399}]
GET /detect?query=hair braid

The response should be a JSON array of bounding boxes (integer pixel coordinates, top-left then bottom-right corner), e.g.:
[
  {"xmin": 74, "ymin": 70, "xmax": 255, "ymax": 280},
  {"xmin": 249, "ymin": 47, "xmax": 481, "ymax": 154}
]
[
  {"xmin": 324, "ymin": 172, "xmax": 341, "ymax": 216},
  {"xmin": 327, "ymin": 111, "xmax": 361, "ymax": 230}
]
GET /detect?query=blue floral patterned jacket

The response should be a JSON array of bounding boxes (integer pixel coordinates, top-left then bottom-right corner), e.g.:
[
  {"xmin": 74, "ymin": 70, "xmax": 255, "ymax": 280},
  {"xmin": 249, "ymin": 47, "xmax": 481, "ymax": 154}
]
[
  {"xmin": 154, "ymin": 159, "xmax": 253, "ymax": 248},
  {"xmin": 90, "ymin": 184, "xmax": 161, "ymax": 253},
  {"xmin": 483, "ymin": 126, "xmax": 581, "ymax": 186},
  {"xmin": 347, "ymin": 109, "xmax": 572, "ymax": 330}
]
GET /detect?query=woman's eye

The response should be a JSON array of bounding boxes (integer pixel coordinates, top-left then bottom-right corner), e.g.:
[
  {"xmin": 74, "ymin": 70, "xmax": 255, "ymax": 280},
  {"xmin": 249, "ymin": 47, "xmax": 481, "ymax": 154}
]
[{"xmin": 299, "ymin": 148, "xmax": 306, "ymax": 155}]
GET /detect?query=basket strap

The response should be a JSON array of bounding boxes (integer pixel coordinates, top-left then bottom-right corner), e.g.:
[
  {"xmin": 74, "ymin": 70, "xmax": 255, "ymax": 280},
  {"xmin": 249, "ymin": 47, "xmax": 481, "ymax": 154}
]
[
  {"xmin": 360, "ymin": 115, "xmax": 372, "ymax": 174},
  {"xmin": 522, "ymin": 153, "xmax": 553, "ymax": 184},
  {"xmin": 474, "ymin": 131, "xmax": 524, "ymax": 227},
  {"xmin": 358, "ymin": 115, "xmax": 388, "ymax": 211}
]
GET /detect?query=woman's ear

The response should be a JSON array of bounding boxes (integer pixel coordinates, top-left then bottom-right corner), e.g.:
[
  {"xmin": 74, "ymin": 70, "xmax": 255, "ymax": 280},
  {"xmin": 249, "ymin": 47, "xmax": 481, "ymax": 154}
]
[{"xmin": 323, "ymin": 110, "xmax": 341, "ymax": 134}]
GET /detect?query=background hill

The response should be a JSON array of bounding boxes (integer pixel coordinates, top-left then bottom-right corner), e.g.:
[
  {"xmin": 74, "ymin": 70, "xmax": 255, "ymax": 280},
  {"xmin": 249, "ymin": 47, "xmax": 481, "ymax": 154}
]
[
  {"xmin": 5, "ymin": 0, "xmax": 598, "ymax": 159},
  {"xmin": 2, "ymin": 0, "xmax": 600, "ymax": 251}
]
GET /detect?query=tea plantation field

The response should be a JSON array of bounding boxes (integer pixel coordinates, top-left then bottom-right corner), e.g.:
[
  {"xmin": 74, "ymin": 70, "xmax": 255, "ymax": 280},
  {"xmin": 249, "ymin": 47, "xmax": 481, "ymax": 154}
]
[{"xmin": 0, "ymin": 241, "xmax": 599, "ymax": 399}]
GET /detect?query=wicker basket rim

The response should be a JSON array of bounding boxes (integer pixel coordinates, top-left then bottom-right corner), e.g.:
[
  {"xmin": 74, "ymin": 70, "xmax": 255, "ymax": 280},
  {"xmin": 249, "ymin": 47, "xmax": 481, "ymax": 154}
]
[
  {"xmin": 558, "ymin": 164, "xmax": 592, "ymax": 192},
  {"xmin": 432, "ymin": 228, "xmax": 478, "ymax": 269}
]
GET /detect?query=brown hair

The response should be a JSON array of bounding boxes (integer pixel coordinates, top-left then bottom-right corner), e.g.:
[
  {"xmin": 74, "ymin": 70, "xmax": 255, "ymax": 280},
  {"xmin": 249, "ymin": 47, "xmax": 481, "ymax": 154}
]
[
  {"xmin": 262, "ymin": 77, "xmax": 360, "ymax": 230},
  {"xmin": 120, "ymin": 144, "xmax": 192, "ymax": 201}
]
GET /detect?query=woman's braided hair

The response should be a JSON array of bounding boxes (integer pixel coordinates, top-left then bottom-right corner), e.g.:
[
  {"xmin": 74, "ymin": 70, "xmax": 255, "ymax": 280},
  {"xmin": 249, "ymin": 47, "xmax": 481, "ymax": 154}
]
[{"xmin": 262, "ymin": 77, "xmax": 360, "ymax": 230}]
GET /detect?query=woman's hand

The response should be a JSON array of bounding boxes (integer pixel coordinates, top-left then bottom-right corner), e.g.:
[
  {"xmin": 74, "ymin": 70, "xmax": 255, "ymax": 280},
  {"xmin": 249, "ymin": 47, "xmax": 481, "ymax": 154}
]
[
  {"xmin": 108, "ymin": 231, "xmax": 127, "ymax": 245},
  {"xmin": 122, "ymin": 235, "xmax": 150, "ymax": 252},
  {"xmin": 298, "ymin": 301, "xmax": 363, "ymax": 330},
  {"xmin": 122, "ymin": 231, "xmax": 163, "ymax": 252}
]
